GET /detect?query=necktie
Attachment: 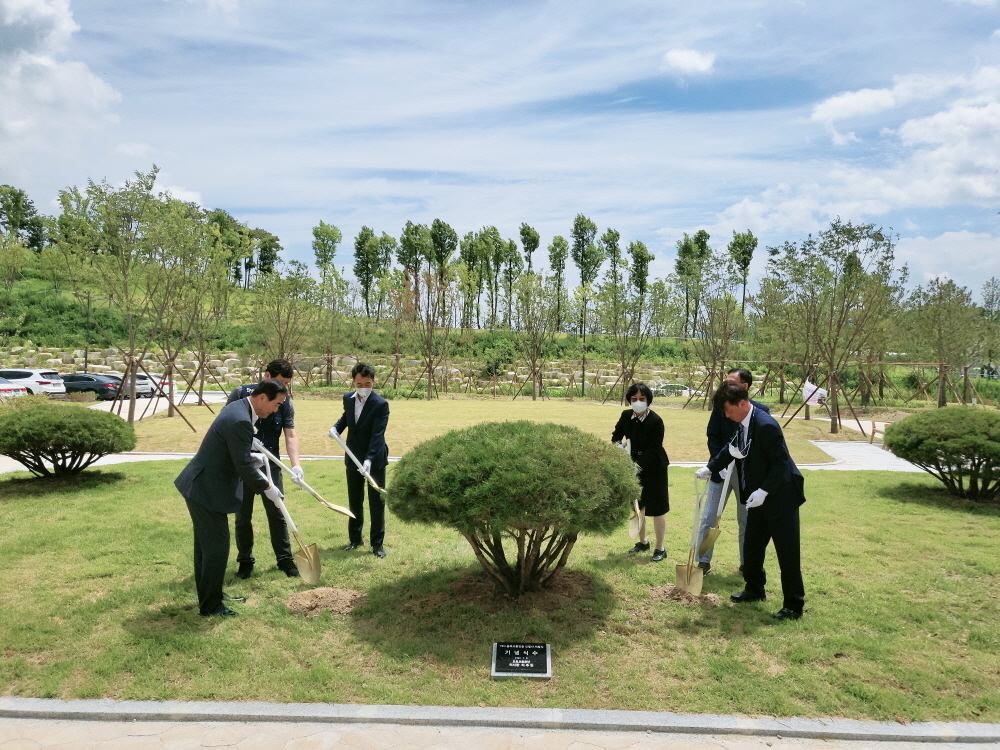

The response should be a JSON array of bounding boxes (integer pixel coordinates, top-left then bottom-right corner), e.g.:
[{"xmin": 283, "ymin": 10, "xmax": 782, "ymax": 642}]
[{"xmin": 737, "ymin": 423, "xmax": 747, "ymax": 492}]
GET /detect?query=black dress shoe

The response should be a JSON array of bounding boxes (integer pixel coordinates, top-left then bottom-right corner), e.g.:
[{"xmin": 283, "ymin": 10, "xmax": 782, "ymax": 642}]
[
  {"xmin": 773, "ymin": 607, "xmax": 802, "ymax": 621},
  {"xmin": 627, "ymin": 541, "xmax": 651, "ymax": 554},
  {"xmin": 730, "ymin": 590, "xmax": 767, "ymax": 604},
  {"xmin": 650, "ymin": 548, "xmax": 667, "ymax": 562},
  {"xmin": 341, "ymin": 542, "xmax": 362, "ymax": 551},
  {"xmin": 201, "ymin": 604, "xmax": 238, "ymax": 617},
  {"xmin": 281, "ymin": 565, "xmax": 300, "ymax": 578},
  {"xmin": 236, "ymin": 562, "xmax": 253, "ymax": 579},
  {"xmin": 372, "ymin": 544, "xmax": 386, "ymax": 558},
  {"xmin": 222, "ymin": 592, "xmax": 246, "ymax": 602}
]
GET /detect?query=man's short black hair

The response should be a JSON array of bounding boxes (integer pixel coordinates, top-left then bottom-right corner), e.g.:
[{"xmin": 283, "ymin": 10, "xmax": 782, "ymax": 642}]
[
  {"xmin": 713, "ymin": 381, "xmax": 749, "ymax": 410},
  {"xmin": 265, "ymin": 359, "xmax": 294, "ymax": 379},
  {"xmin": 251, "ymin": 378, "xmax": 288, "ymax": 401},
  {"xmin": 728, "ymin": 367, "xmax": 753, "ymax": 386},
  {"xmin": 351, "ymin": 362, "xmax": 376, "ymax": 381},
  {"xmin": 625, "ymin": 382, "xmax": 654, "ymax": 405}
]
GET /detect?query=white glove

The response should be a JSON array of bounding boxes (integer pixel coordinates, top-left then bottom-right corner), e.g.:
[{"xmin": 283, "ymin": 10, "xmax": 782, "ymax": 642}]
[
  {"xmin": 746, "ymin": 489, "xmax": 768, "ymax": 508},
  {"xmin": 263, "ymin": 484, "xmax": 283, "ymax": 505},
  {"xmin": 291, "ymin": 465, "xmax": 305, "ymax": 484},
  {"xmin": 362, "ymin": 459, "xmax": 372, "ymax": 475},
  {"xmin": 718, "ymin": 468, "xmax": 727, "ymax": 481},
  {"xmin": 327, "ymin": 426, "xmax": 340, "ymax": 439},
  {"xmin": 614, "ymin": 441, "xmax": 628, "ymax": 452},
  {"xmin": 250, "ymin": 452, "xmax": 265, "ymax": 470},
  {"xmin": 694, "ymin": 467, "xmax": 712, "ymax": 481},
  {"xmin": 252, "ymin": 437, "xmax": 265, "ymax": 452}
]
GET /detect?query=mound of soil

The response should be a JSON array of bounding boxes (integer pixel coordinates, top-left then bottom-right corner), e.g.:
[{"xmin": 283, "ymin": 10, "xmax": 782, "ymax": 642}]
[
  {"xmin": 286, "ymin": 588, "xmax": 364, "ymax": 616},
  {"xmin": 650, "ymin": 584, "xmax": 722, "ymax": 607},
  {"xmin": 444, "ymin": 569, "xmax": 594, "ymax": 613}
]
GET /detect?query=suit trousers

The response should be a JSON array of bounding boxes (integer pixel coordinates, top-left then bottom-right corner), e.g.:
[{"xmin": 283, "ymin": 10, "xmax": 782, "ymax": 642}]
[
  {"xmin": 235, "ymin": 464, "xmax": 293, "ymax": 568},
  {"xmin": 697, "ymin": 479, "xmax": 748, "ymax": 566},
  {"xmin": 185, "ymin": 497, "xmax": 230, "ymax": 616},
  {"xmin": 346, "ymin": 463, "xmax": 387, "ymax": 546},
  {"xmin": 742, "ymin": 504, "xmax": 805, "ymax": 612}
]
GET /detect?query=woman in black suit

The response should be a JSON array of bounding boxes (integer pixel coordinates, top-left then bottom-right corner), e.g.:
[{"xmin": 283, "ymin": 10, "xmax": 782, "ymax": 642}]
[{"xmin": 612, "ymin": 382, "xmax": 670, "ymax": 561}]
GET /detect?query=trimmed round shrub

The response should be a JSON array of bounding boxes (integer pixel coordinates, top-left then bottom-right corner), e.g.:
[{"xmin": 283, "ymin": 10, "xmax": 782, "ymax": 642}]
[
  {"xmin": 0, "ymin": 404, "xmax": 137, "ymax": 477},
  {"xmin": 388, "ymin": 420, "xmax": 640, "ymax": 597},
  {"xmin": 884, "ymin": 407, "xmax": 1000, "ymax": 502}
]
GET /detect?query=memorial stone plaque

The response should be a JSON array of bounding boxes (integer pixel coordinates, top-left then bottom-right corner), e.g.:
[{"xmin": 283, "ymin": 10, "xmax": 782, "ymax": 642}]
[{"xmin": 491, "ymin": 642, "xmax": 551, "ymax": 680}]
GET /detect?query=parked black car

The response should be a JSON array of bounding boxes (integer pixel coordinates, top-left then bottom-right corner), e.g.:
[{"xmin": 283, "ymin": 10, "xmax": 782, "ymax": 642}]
[{"xmin": 60, "ymin": 373, "xmax": 122, "ymax": 400}]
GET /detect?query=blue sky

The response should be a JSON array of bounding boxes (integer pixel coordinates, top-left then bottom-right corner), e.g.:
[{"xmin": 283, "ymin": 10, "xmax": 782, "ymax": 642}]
[{"xmin": 1, "ymin": 0, "xmax": 999, "ymax": 294}]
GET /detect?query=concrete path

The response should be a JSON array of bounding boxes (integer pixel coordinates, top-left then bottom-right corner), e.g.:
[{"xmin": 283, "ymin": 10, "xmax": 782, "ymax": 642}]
[
  {"xmin": 1, "ymin": 698, "xmax": 997, "ymax": 748},
  {"xmin": 86, "ymin": 390, "xmax": 228, "ymax": 419}
]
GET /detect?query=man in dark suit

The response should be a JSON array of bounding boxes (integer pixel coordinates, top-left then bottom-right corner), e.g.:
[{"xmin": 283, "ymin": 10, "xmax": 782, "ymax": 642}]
[
  {"xmin": 175, "ymin": 379, "xmax": 287, "ymax": 617},
  {"xmin": 329, "ymin": 362, "xmax": 390, "ymax": 558},
  {"xmin": 697, "ymin": 381, "xmax": 806, "ymax": 621},
  {"xmin": 698, "ymin": 368, "xmax": 770, "ymax": 574}
]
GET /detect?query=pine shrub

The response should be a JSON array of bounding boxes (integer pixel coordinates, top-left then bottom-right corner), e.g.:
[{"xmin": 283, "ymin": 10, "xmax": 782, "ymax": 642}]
[
  {"xmin": 388, "ymin": 420, "xmax": 639, "ymax": 596},
  {"xmin": 884, "ymin": 407, "xmax": 1000, "ymax": 502}
]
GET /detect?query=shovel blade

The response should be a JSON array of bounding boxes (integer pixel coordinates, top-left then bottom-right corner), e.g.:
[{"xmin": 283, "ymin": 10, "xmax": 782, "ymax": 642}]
[
  {"xmin": 295, "ymin": 543, "xmax": 321, "ymax": 585},
  {"xmin": 675, "ymin": 564, "xmax": 704, "ymax": 597},
  {"xmin": 628, "ymin": 513, "xmax": 641, "ymax": 540},
  {"xmin": 698, "ymin": 525, "xmax": 721, "ymax": 558}
]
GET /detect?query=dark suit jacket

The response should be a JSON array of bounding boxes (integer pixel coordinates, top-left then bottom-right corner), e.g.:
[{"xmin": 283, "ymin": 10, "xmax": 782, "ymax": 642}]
[
  {"xmin": 333, "ymin": 391, "xmax": 389, "ymax": 470},
  {"xmin": 174, "ymin": 397, "xmax": 271, "ymax": 514},
  {"xmin": 707, "ymin": 406, "xmax": 805, "ymax": 517},
  {"xmin": 611, "ymin": 408, "xmax": 670, "ymax": 475},
  {"xmin": 706, "ymin": 399, "xmax": 770, "ymax": 481}
]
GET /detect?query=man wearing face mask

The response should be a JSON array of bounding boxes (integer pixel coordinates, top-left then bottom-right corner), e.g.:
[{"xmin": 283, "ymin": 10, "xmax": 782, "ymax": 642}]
[
  {"xmin": 697, "ymin": 368, "xmax": 770, "ymax": 576},
  {"xmin": 330, "ymin": 362, "xmax": 390, "ymax": 558},
  {"xmin": 612, "ymin": 382, "xmax": 670, "ymax": 562},
  {"xmin": 696, "ymin": 381, "xmax": 806, "ymax": 621}
]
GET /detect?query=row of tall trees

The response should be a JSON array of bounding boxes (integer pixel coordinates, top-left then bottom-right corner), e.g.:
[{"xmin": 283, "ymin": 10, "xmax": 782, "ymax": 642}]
[{"xmin": 3, "ymin": 170, "xmax": 999, "ymax": 420}]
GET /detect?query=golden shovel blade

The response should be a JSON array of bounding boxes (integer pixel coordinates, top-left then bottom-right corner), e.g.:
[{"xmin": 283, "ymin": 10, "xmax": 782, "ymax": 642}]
[
  {"xmin": 628, "ymin": 499, "xmax": 643, "ymax": 539},
  {"xmin": 292, "ymin": 534, "xmax": 321, "ymax": 586},
  {"xmin": 698, "ymin": 524, "xmax": 721, "ymax": 558},
  {"xmin": 675, "ymin": 563, "xmax": 704, "ymax": 597}
]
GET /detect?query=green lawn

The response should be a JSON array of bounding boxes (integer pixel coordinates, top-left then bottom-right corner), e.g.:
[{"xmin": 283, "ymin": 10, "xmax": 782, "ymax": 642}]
[
  {"xmin": 133, "ymin": 398, "xmax": 849, "ymax": 464},
  {"xmin": 1, "ymin": 460, "xmax": 998, "ymax": 721}
]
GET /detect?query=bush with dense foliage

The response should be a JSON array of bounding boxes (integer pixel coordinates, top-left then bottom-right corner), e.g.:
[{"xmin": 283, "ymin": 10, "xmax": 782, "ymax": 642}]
[
  {"xmin": 0, "ymin": 403, "xmax": 137, "ymax": 477},
  {"xmin": 884, "ymin": 407, "xmax": 1000, "ymax": 502},
  {"xmin": 388, "ymin": 420, "xmax": 640, "ymax": 596}
]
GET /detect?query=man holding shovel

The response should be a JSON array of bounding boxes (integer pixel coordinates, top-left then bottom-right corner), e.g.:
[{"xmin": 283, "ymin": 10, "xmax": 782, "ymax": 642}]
[
  {"xmin": 697, "ymin": 368, "xmax": 770, "ymax": 576},
  {"xmin": 330, "ymin": 362, "xmax": 390, "ymax": 558},
  {"xmin": 697, "ymin": 381, "xmax": 806, "ymax": 621},
  {"xmin": 175, "ymin": 379, "xmax": 288, "ymax": 617},
  {"xmin": 227, "ymin": 358, "xmax": 304, "ymax": 579}
]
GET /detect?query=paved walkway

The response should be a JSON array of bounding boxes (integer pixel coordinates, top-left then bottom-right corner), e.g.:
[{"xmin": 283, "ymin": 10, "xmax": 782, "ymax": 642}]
[{"xmin": 1, "ymin": 698, "xmax": 996, "ymax": 748}]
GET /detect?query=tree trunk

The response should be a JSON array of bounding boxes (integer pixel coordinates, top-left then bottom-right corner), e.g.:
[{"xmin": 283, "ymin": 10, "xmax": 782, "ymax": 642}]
[
  {"xmin": 167, "ymin": 361, "xmax": 175, "ymax": 417},
  {"xmin": 937, "ymin": 363, "xmax": 947, "ymax": 408},
  {"xmin": 828, "ymin": 369, "xmax": 839, "ymax": 434},
  {"xmin": 779, "ymin": 363, "xmax": 786, "ymax": 404}
]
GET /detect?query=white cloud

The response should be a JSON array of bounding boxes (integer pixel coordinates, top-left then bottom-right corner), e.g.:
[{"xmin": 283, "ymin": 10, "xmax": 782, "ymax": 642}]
[
  {"xmin": 811, "ymin": 73, "xmax": 961, "ymax": 123},
  {"xmin": 896, "ymin": 232, "xmax": 1000, "ymax": 285},
  {"xmin": 0, "ymin": 0, "xmax": 119, "ymax": 165},
  {"xmin": 116, "ymin": 142, "xmax": 151, "ymax": 157},
  {"xmin": 992, "ymin": 29, "xmax": 1000, "ymax": 39},
  {"xmin": 160, "ymin": 184, "xmax": 202, "ymax": 205},
  {"xmin": 662, "ymin": 48, "xmax": 715, "ymax": 74}
]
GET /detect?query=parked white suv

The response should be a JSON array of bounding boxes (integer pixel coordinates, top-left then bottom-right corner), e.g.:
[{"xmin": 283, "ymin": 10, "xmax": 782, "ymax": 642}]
[{"xmin": 0, "ymin": 368, "xmax": 67, "ymax": 396}]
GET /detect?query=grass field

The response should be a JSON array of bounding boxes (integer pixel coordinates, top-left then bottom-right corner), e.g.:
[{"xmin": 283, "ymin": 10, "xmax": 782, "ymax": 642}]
[
  {"xmin": 1, "ymin": 461, "xmax": 998, "ymax": 721},
  {"xmin": 132, "ymin": 397, "xmax": 856, "ymax": 464}
]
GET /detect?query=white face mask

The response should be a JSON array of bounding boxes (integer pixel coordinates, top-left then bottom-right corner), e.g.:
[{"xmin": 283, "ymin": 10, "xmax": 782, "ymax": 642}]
[
  {"xmin": 356, "ymin": 387, "xmax": 372, "ymax": 399},
  {"xmin": 631, "ymin": 400, "xmax": 648, "ymax": 414}
]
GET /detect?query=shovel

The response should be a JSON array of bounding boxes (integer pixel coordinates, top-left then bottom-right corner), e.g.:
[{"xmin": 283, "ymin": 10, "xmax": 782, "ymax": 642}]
[
  {"xmin": 698, "ymin": 460, "xmax": 735, "ymax": 557},
  {"xmin": 328, "ymin": 430, "xmax": 385, "ymax": 493},
  {"xmin": 260, "ymin": 458, "xmax": 322, "ymax": 585},
  {"xmin": 628, "ymin": 498, "xmax": 643, "ymax": 540},
  {"xmin": 252, "ymin": 439, "xmax": 354, "ymax": 518},
  {"xmin": 676, "ymin": 474, "xmax": 709, "ymax": 596}
]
